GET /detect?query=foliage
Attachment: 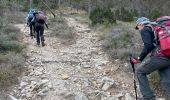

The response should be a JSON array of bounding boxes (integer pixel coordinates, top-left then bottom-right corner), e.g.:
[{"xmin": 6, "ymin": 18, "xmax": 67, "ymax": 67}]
[
  {"xmin": 0, "ymin": 52, "xmax": 25, "ymax": 89},
  {"xmin": 49, "ymin": 16, "xmax": 75, "ymax": 44},
  {"xmin": 115, "ymin": 7, "xmax": 134, "ymax": 22},
  {"xmin": 0, "ymin": 26, "xmax": 25, "ymax": 53},
  {"xmin": 0, "ymin": 0, "xmax": 26, "ymax": 93},
  {"xmin": 147, "ymin": 10, "xmax": 162, "ymax": 20},
  {"xmin": 110, "ymin": 33, "xmax": 131, "ymax": 48},
  {"xmin": 89, "ymin": 8, "xmax": 116, "ymax": 25},
  {"xmin": 102, "ymin": 22, "xmax": 134, "ymax": 59}
]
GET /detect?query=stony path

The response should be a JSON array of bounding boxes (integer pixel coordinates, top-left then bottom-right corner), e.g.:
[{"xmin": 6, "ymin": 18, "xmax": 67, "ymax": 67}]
[{"xmin": 10, "ymin": 16, "xmax": 139, "ymax": 100}]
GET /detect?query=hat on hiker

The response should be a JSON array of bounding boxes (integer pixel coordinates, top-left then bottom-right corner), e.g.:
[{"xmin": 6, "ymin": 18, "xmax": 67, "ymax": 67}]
[{"xmin": 135, "ymin": 17, "xmax": 150, "ymax": 29}]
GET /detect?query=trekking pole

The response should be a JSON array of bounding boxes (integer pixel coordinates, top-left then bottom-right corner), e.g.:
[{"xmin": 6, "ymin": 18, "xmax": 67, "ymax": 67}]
[{"xmin": 130, "ymin": 54, "xmax": 138, "ymax": 100}]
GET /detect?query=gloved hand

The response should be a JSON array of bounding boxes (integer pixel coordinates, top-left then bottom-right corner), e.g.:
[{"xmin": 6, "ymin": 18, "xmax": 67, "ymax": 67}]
[{"xmin": 130, "ymin": 57, "xmax": 139, "ymax": 64}]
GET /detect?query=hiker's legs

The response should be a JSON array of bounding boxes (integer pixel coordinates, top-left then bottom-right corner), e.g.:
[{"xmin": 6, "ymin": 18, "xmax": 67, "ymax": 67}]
[
  {"xmin": 39, "ymin": 26, "xmax": 45, "ymax": 46},
  {"xmin": 28, "ymin": 18, "xmax": 33, "ymax": 37},
  {"xmin": 32, "ymin": 23, "xmax": 36, "ymax": 37},
  {"xmin": 159, "ymin": 66, "xmax": 170, "ymax": 99},
  {"xmin": 35, "ymin": 27, "xmax": 40, "ymax": 45},
  {"xmin": 29, "ymin": 24, "xmax": 33, "ymax": 37},
  {"xmin": 136, "ymin": 57, "xmax": 170, "ymax": 100}
]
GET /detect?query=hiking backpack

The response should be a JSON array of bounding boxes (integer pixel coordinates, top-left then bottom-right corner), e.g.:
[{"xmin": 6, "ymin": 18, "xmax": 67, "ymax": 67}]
[
  {"xmin": 151, "ymin": 16, "xmax": 170, "ymax": 57},
  {"xmin": 28, "ymin": 9, "xmax": 36, "ymax": 19},
  {"xmin": 36, "ymin": 11, "xmax": 46, "ymax": 24}
]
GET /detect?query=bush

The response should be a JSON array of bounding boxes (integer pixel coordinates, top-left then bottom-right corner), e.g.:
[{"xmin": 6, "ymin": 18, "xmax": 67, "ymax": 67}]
[
  {"xmin": 102, "ymin": 26, "xmax": 133, "ymax": 59},
  {"xmin": 49, "ymin": 16, "xmax": 75, "ymax": 45},
  {"xmin": 0, "ymin": 52, "xmax": 25, "ymax": 89},
  {"xmin": 0, "ymin": 26, "xmax": 25, "ymax": 52},
  {"xmin": 89, "ymin": 8, "xmax": 116, "ymax": 25},
  {"xmin": 115, "ymin": 7, "xmax": 134, "ymax": 22},
  {"xmin": 133, "ymin": 9, "xmax": 139, "ymax": 17},
  {"xmin": 110, "ymin": 32, "xmax": 132, "ymax": 48},
  {"xmin": 147, "ymin": 10, "xmax": 162, "ymax": 20},
  {"xmin": 0, "ymin": 0, "xmax": 26, "ymax": 97}
]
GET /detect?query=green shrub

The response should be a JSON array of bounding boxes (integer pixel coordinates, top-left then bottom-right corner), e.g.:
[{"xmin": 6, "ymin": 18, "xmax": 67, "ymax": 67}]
[
  {"xmin": 0, "ymin": 41, "xmax": 25, "ymax": 52},
  {"xmin": 133, "ymin": 9, "xmax": 139, "ymax": 17},
  {"xmin": 115, "ymin": 7, "xmax": 134, "ymax": 22},
  {"xmin": 102, "ymin": 21, "xmax": 134, "ymax": 60},
  {"xmin": 110, "ymin": 33, "xmax": 132, "ymax": 48},
  {"xmin": 89, "ymin": 8, "xmax": 116, "ymax": 25},
  {"xmin": 0, "ymin": 26, "xmax": 25, "ymax": 53},
  {"xmin": 89, "ymin": 8, "xmax": 104, "ymax": 25},
  {"xmin": 147, "ymin": 10, "xmax": 162, "ymax": 20}
]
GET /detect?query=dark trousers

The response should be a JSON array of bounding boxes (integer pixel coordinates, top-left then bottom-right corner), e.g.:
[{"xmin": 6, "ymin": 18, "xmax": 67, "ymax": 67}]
[
  {"xmin": 29, "ymin": 22, "xmax": 35, "ymax": 37},
  {"xmin": 35, "ymin": 25, "xmax": 44, "ymax": 44},
  {"xmin": 136, "ymin": 56, "xmax": 170, "ymax": 100},
  {"xmin": 28, "ymin": 18, "xmax": 35, "ymax": 37}
]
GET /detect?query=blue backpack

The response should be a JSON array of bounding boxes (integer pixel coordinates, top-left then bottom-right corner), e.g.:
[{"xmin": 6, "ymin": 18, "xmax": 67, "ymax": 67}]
[{"xmin": 28, "ymin": 9, "xmax": 36, "ymax": 19}]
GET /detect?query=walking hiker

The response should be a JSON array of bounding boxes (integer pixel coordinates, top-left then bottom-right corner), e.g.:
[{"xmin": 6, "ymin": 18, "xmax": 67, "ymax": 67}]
[
  {"xmin": 30, "ymin": 11, "xmax": 48, "ymax": 46},
  {"xmin": 27, "ymin": 9, "xmax": 36, "ymax": 38},
  {"xmin": 131, "ymin": 17, "xmax": 170, "ymax": 100}
]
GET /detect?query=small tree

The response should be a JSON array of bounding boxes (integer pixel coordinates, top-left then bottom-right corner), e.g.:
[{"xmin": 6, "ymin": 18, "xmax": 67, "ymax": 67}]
[{"xmin": 89, "ymin": 8, "xmax": 116, "ymax": 25}]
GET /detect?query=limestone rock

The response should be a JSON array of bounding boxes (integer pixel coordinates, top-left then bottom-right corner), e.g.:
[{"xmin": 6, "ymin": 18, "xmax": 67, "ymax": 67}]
[{"xmin": 75, "ymin": 92, "xmax": 88, "ymax": 100}]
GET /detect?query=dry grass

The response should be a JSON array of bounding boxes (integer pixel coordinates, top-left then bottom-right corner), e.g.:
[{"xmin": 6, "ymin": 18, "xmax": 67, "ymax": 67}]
[
  {"xmin": 59, "ymin": 6, "xmax": 86, "ymax": 15},
  {"xmin": 0, "ymin": 25, "xmax": 26, "ymax": 90},
  {"xmin": 100, "ymin": 21, "xmax": 141, "ymax": 60},
  {"xmin": 0, "ymin": 1, "xmax": 26, "ymax": 96},
  {"xmin": 0, "ymin": 52, "xmax": 25, "ymax": 89},
  {"xmin": 49, "ymin": 15, "xmax": 76, "ymax": 45}
]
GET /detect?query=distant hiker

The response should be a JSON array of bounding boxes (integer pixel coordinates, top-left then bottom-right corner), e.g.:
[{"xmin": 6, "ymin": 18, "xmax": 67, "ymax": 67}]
[
  {"xmin": 30, "ymin": 11, "xmax": 48, "ymax": 46},
  {"xmin": 131, "ymin": 17, "xmax": 170, "ymax": 100},
  {"xmin": 27, "ymin": 9, "xmax": 36, "ymax": 38}
]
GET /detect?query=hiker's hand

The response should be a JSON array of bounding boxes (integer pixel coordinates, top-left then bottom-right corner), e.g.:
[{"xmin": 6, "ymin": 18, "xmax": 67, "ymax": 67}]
[{"xmin": 131, "ymin": 57, "xmax": 139, "ymax": 64}]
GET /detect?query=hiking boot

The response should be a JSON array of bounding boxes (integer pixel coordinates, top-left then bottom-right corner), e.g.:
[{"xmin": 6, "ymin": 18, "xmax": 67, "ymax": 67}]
[
  {"xmin": 37, "ymin": 42, "xmax": 40, "ymax": 46},
  {"xmin": 33, "ymin": 32, "xmax": 36, "ymax": 38},
  {"xmin": 42, "ymin": 41, "xmax": 45, "ymax": 47}
]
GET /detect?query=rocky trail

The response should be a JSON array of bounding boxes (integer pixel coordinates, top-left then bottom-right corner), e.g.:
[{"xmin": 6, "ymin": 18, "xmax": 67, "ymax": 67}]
[{"xmin": 10, "ymin": 15, "xmax": 139, "ymax": 100}]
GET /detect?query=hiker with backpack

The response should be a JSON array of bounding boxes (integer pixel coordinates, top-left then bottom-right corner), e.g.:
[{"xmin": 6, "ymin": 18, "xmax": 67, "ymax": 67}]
[
  {"xmin": 27, "ymin": 9, "xmax": 36, "ymax": 38},
  {"xmin": 131, "ymin": 17, "xmax": 170, "ymax": 100},
  {"xmin": 30, "ymin": 11, "xmax": 48, "ymax": 46}
]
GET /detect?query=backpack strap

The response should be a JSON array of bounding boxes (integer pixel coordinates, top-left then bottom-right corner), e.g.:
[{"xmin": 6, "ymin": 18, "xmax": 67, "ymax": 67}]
[{"xmin": 145, "ymin": 22, "xmax": 158, "ymax": 46}]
